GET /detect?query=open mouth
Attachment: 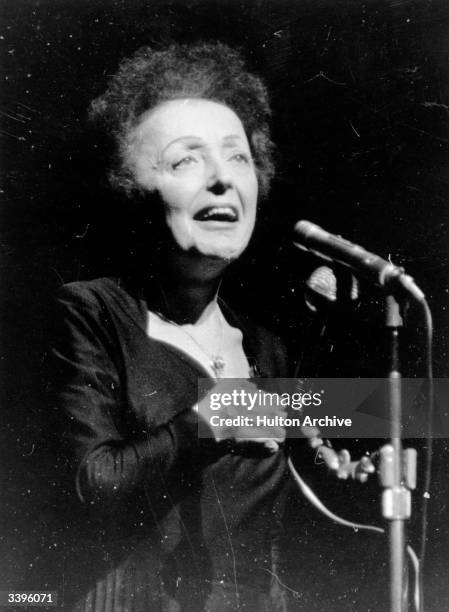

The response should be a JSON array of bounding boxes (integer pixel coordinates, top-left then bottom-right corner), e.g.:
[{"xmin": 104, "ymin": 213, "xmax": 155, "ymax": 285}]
[{"xmin": 193, "ymin": 205, "xmax": 239, "ymax": 223}]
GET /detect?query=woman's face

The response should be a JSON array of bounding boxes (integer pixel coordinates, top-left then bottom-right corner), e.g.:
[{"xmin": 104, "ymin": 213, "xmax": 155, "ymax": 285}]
[{"xmin": 125, "ymin": 98, "xmax": 258, "ymax": 263}]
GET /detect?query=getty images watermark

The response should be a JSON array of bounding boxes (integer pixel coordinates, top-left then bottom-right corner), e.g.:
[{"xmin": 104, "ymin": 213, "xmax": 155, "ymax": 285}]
[
  {"xmin": 196, "ymin": 378, "xmax": 449, "ymax": 439},
  {"xmin": 207, "ymin": 387, "xmax": 352, "ymax": 429}
]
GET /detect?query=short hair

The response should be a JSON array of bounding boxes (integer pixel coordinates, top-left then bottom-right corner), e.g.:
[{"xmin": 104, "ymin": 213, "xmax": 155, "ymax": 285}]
[{"xmin": 89, "ymin": 42, "xmax": 274, "ymax": 199}]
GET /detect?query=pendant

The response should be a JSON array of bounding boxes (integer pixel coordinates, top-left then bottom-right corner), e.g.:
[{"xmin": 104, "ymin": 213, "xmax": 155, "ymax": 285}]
[{"xmin": 211, "ymin": 355, "xmax": 226, "ymax": 377}]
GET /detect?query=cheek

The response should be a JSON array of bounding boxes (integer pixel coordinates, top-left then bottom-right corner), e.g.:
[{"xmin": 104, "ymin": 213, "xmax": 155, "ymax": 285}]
[
  {"xmin": 244, "ymin": 173, "xmax": 259, "ymax": 211},
  {"xmin": 156, "ymin": 177, "xmax": 200, "ymax": 213},
  {"xmin": 245, "ymin": 209, "xmax": 257, "ymax": 240}
]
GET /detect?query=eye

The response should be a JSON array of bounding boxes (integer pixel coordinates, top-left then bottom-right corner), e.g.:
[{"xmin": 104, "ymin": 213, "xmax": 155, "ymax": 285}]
[
  {"xmin": 229, "ymin": 152, "xmax": 250, "ymax": 164},
  {"xmin": 172, "ymin": 155, "xmax": 199, "ymax": 170}
]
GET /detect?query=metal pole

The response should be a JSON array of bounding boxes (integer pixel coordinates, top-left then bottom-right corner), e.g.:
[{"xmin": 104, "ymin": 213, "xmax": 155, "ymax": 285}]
[
  {"xmin": 383, "ymin": 296, "xmax": 409, "ymax": 612},
  {"xmin": 388, "ymin": 369, "xmax": 406, "ymax": 612}
]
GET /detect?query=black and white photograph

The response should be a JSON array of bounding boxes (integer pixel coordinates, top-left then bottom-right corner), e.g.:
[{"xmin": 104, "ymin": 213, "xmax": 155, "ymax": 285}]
[{"xmin": 1, "ymin": 1, "xmax": 449, "ymax": 610}]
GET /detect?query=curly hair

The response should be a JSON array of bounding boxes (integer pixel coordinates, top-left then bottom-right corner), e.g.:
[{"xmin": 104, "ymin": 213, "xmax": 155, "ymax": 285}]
[{"xmin": 89, "ymin": 42, "xmax": 275, "ymax": 199}]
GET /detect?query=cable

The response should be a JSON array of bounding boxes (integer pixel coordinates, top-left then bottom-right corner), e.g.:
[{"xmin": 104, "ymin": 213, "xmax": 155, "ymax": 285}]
[
  {"xmin": 407, "ymin": 544, "xmax": 421, "ymax": 612},
  {"xmin": 287, "ymin": 456, "xmax": 422, "ymax": 611},
  {"xmin": 287, "ymin": 456, "xmax": 384, "ymax": 534},
  {"xmin": 418, "ymin": 298, "xmax": 434, "ymax": 612},
  {"xmin": 292, "ymin": 281, "xmax": 433, "ymax": 610}
]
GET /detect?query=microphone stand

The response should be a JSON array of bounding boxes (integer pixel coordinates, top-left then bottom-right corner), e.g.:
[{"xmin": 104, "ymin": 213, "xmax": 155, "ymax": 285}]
[
  {"xmin": 300, "ymin": 262, "xmax": 420, "ymax": 610},
  {"xmin": 381, "ymin": 295, "xmax": 416, "ymax": 612}
]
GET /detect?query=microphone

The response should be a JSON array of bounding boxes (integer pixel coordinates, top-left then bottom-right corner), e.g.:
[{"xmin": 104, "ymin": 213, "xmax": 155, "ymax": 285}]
[
  {"xmin": 305, "ymin": 265, "xmax": 359, "ymax": 312},
  {"xmin": 294, "ymin": 220, "xmax": 425, "ymax": 302}
]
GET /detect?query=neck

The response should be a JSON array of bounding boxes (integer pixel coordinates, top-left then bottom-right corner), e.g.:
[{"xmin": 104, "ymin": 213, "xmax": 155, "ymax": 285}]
[
  {"xmin": 161, "ymin": 276, "xmax": 221, "ymax": 324},
  {"xmin": 143, "ymin": 250, "xmax": 229, "ymax": 324},
  {"xmin": 145, "ymin": 266, "xmax": 222, "ymax": 325}
]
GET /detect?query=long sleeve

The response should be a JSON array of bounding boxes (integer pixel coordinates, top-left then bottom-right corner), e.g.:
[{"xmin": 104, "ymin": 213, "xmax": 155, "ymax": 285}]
[
  {"xmin": 50, "ymin": 284, "xmax": 210, "ymax": 508},
  {"xmin": 43, "ymin": 279, "xmax": 296, "ymax": 610}
]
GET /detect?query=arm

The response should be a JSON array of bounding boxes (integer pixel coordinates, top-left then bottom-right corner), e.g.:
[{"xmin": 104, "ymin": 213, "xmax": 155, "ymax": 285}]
[{"xmin": 50, "ymin": 284, "xmax": 212, "ymax": 508}]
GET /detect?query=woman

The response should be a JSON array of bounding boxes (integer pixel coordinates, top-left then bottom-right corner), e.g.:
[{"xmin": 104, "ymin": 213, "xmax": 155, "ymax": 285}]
[{"xmin": 49, "ymin": 42, "xmax": 295, "ymax": 611}]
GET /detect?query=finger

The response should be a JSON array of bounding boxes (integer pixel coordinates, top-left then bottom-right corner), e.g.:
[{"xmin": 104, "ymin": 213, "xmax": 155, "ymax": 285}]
[
  {"xmin": 235, "ymin": 437, "xmax": 280, "ymax": 448},
  {"xmin": 263, "ymin": 440, "xmax": 279, "ymax": 454},
  {"xmin": 359, "ymin": 456, "xmax": 375, "ymax": 473},
  {"xmin": 268, "ymin": 427, "xmax": 286, "ymax": 442},
  {"xmin": 238, "ymin": 430, "xmax": 285, "ymax": 443},
  {"xmin": 318, "ymin": 446, "xmax": 340, "ymax": 471},
  {"xmin": 338, "ymin": 449, "xmax": 351, "ymax": 465},
  {"xmin": 301, "ymin": 425, "xmax": 321, "ymax": 439}
]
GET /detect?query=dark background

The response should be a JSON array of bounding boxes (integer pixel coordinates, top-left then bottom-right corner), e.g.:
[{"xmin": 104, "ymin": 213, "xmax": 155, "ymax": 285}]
[{"xmin": 1, "ymin": 0, "xmax": 448, "ymax": 610}]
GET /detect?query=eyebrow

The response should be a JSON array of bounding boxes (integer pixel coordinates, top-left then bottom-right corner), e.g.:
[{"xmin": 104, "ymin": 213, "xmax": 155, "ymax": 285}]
[
  {"xmin": 162, "ymin": 134, "xmax": 245, "ymax": 154},
  {"xmin": 223, "ymin": 134, "xmax": 245, "ymax": 143}
]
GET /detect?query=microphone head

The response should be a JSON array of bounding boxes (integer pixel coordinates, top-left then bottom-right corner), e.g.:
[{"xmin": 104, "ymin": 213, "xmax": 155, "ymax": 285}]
[
  {"xmin": 305, "ymin": 266, "xmax": 337, "ymax": 312},
  {"xmin": 307, "ymin": 266, "xmax": 337, "ymax": 303},
  {"xmin": 305, "ymin": 266, "xmax": 359, "ymax": 312},
  {"xmin": 293, "ymin": 219, "xmax": 318, "ymax": 243}
]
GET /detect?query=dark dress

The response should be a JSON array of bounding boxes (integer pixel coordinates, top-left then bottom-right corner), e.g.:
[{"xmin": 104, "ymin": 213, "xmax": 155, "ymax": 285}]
[{"xmin": 47, "ymin": 277, "xmax": 294, "ymax": 611}]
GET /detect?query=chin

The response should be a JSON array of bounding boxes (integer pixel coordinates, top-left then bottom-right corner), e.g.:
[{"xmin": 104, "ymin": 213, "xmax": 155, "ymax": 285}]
[{"xmin": 195, "ymin": 238, "xmax": 248, "ymax": 262}]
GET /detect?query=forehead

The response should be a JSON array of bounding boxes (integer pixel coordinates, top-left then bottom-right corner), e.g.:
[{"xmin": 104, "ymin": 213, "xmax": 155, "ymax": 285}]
[{"xmin": 129, "ymin": 98, "xmax": 249, "ymax": 150}]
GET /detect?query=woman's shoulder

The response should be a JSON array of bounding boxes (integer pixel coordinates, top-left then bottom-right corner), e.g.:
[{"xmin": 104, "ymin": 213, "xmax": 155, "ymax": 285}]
[
  {"xmin": 57, "ymin": 276, "xmax": 126, "ymax": 300},
  {"xmin": 56, "ymin": 276, "xmax": 139, "ymax": 305},
  {"xmin": 54, "ymin": 276, "xmax": 147, "ymax": 326}
]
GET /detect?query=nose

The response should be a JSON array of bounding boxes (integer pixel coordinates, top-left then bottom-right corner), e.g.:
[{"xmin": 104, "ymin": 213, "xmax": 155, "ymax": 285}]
[{"xmin": 205, "ymin": 157, "xmax": 232, "ymax": 195}]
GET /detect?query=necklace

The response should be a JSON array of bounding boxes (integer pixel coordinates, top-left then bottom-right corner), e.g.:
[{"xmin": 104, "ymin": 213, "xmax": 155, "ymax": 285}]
[
  {"xmin": 158, "ymin": 286, "xmax": 226, "ymax": 377},
  {"xmin": 179, "ymin": 310, "xmax": 226, "ymax": 378}
]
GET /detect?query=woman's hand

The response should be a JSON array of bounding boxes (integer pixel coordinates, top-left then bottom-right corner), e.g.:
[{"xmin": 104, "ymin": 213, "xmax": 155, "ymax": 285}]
[{"xmin": 196, "ymin": 379, "xmax": 286, "ymax": 453}]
